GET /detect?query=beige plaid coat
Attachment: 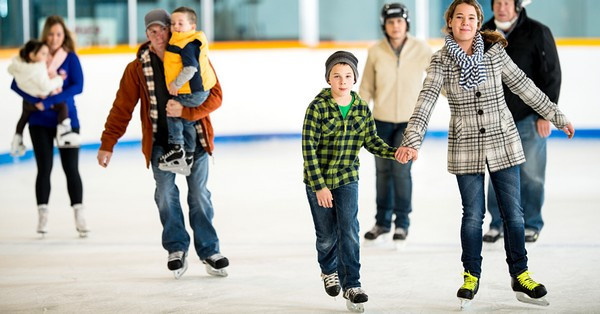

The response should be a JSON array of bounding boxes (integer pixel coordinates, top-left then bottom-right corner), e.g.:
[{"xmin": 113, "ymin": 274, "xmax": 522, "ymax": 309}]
[{"xmin": 401, "ymin": 43, "xmax": 569, "ymax": 175}]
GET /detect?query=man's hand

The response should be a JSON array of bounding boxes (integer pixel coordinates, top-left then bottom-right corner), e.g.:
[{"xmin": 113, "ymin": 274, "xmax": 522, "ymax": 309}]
[
  {"xmin": 97, "ymin": 150, "xmax": 113, "ymax": 168},
  {"xmin": 168, "ymin": 82, "xmax": 179, "ymax": 96},
  {"xmin": 166, "ymin": 99, "xmax": 183, "ymax": 117},
  {"xmin": 536, "ymin": 119, "xmax": 551, "ymax": 138},
  {"xmin": 316, "ymin": 188, "xmax": 333, "ymax": 208}
]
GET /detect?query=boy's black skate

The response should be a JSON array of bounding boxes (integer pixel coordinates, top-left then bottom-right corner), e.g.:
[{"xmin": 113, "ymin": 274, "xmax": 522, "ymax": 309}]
[
  {"xmin": 202, "ymin": 253, "xmax": 229, "ymax": 277},
  {"xmin": 457, "ymin": 271, "xmax": 479, "ymax": 310},
  {"xmin": 343, "ymin": 287, "xmax": 368, "ymax": 313},
  {"xmin": 158, "ymin": 144, "xmax": 186, "ymax": 172},
  {"xmin": 483, "ymin": 228, "xmax": 503, "ymax": 243},
  {"xmin": 393, "ymin": 227, "xmax": 408, "ymax": 240},
  {"xmin": 167, "ymin": 251, "xmax": 188, "ymax": 279},
  {"xmin": 511, "ymin": 271, "xmax": 549, "ymax": 306},
  {"xmin": 321, "ymin": 272, "xmax": 341, "ymax": 297},
  {"xmin": 364, "ymin": 225, "xmax": 389, "ymax": 240},
  {"xmin": 524, "ymin": 229, "xmax": 540, "ymax": 243}
]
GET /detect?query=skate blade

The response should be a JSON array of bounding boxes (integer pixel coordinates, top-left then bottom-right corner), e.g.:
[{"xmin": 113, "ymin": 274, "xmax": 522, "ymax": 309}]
[
  {"xmin": 515, "ymin": 292, "xmax": 549, "ymax": 306},
  {"xmin": 205, "ymin": 264, "xmax": 228, "ymax": 277},
  {"xmin": 173, "ymin": 259, "xmax": 189, "ymax": 279},
  {"xmin": 37, "ymin": 231, "xmax": 47, "ymax": 239},
  {"xmin": 345, "ymin": 300, "xmax": 364, "ymax": 313},
  {"xmin": 78, "ymin": 231, "xmax": 88, "ymax": 238},
  {"xmin": 394, "ymin": 239, "xmax": 407, "ymax": 250},
  {"xmin": 459, "ymin": 298, "xmax": 472, "ymax": 310}
]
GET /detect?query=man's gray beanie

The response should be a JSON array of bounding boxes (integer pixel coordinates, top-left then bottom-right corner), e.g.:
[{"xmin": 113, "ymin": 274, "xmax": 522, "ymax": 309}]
[{"xmin": 325, "ymin": 51, "xmax": 359, "ymax": 83}]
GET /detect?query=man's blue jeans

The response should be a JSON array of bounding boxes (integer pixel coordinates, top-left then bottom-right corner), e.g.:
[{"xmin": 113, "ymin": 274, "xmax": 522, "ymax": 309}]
[
  {"xmin": 457, "ymin": 165, "xmax": 528, "ymax": 278},
  {"xmin": 168, "ymin": 90, "xmax": 210, "ymax": 152},
  {"xmin": 374, "ymin": 120, "xmax": 412, "ymax": 230},
  {"xmin": 306, "ymin": 182, "xmax": 361, "ymax": 290},
  {"xmin": 487, "ymin": 114, "xmax": 547, "ymax": 231},
  {"xmin": 151, "ymin": 144, "xmax": 221, "ymax": 259}
]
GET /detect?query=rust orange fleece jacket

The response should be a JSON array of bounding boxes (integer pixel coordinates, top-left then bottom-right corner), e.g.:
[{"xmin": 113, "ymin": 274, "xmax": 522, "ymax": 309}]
[{"xmin": 100, "ymin": 41, "xmax": 222, "ymax": 168}]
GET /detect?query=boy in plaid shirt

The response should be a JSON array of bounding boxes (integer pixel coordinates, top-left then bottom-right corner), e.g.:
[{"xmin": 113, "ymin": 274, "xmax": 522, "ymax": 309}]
[{"xmin": 302, "ymin": 51, "xmax": 402, "ymax": 311}]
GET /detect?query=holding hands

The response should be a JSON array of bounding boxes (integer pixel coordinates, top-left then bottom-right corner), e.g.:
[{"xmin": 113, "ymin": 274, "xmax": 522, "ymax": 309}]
[{"xmin": 395, "ymin": 147, "xmax": 418, "ymax": 164}]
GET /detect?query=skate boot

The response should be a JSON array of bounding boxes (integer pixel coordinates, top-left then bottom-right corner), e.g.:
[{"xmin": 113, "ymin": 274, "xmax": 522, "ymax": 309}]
[
  {"xmin": 524, "ymin": 229, "xmax": 540, "ymax": 243},
  {"xmin": 321, "ymin": 272, "xmax": 341, "ymax": 297},
  {"xmin": 56, "ymin": 118, "xmax": 80, "ymax": 148},
  {"xmin": 343, "ymin": 287, "xmax": 368, "ymax": 313},
  {"xmin": 511, "ymin": 271, "xmax": 549, "ymax": 306},
  {"xmin": 171, "ymin": 152, "xmax": 194, "ymax": 176},
  {"xmin": 73, "ymin": 204, "xmax": 89, "ymax": 238},
  {"xmin": 393, "ymin": 227, "xmax": 408, "ymax": 240},
  {"xmin": 483, "ymin": 228, "xmax": 503, "ymax": 243},
  {"xmin": 37, "ymin": 204, "xmax": 49, "ymax": 237},
  {"xmin": 202, "ymin": 253, "xmax": 229, "ymax": 277},
  {"xmin": 167, "ymin": 251, "xmax": 188, "ymax": 279},
  {"xmin": 363, "ymin": 225, "xmax": 389, "ymax": 240},
  {"xmin": 10, "ymin": 133, "xmax": 26, "ymax": 157},
  {"xmin": 457, "ymin": 271, "xmax": 479, "ymax": 310},
  {"xmin": 158, "ymin": 144, "xmax": 186, "ymax": 172}
]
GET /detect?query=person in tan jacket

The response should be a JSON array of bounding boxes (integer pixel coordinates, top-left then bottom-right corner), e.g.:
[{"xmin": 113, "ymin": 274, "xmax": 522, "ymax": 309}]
[{"xmin": 359, "ymin": 3, "xmax": 432, "ymax": 242}]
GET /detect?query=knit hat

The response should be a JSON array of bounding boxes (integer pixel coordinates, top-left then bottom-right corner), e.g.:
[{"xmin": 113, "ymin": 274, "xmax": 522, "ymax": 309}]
[
  {"xmin": 145, "ymin": 9, "xmax": 170, "ymax": 29},
  {"xmin": 325, "ymin": 51, "xmax": 359, "ymax": 83}
]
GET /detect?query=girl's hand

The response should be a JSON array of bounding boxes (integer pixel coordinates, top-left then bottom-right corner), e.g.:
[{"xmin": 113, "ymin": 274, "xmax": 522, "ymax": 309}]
[
  {"xmin": 395, "ymin": 147, "xmax": 418, "ymax": 164},
  {"xmin": 316, "ymin": 188, "xmax": 333, "ymax": 208},
  {"xmin": 563, "ymin": 122, "xmax": 575, "ymax": 139}
]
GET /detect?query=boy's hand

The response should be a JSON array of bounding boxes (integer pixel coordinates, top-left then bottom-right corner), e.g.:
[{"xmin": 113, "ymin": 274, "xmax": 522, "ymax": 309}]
[
  {"xmin": 168, "ymin": 82, "xmax": 179, "ymax": 96},
  {"xmin": 316, "ymin": 188, "xmax": 333, "ymax": 208},
  {"xmin": 563, "ymin": 122, "xmax": 575, "ymax": 139},
  {"xmin": 395, "ymin": 147, "xmax": 418, "ymax": 164}
]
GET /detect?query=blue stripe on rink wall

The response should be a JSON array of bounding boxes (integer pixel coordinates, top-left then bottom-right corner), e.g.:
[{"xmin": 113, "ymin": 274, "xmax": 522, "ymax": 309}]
[{"xmin": 1, "ymin": 129, "xmax": 599, "ymax": 166}]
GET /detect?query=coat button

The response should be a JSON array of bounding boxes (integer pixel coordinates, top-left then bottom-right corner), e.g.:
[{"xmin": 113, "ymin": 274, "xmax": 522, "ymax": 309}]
[
  {"xmin": 480, "ymin": 128, "xmax": 486, "ymax": 134},
  {"xmin": 477, "ymin": 109, "xmax": 483, "ymax": 115},
  {"xmin": 475, "ymin": 91, "xmax": 481, "ymax": 97}
]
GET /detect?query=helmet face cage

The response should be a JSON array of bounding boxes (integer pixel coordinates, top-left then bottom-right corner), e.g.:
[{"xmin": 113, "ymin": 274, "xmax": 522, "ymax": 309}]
[{"xmin": 380, "ymin": 3, "xmax": 410, "ymax": 33}]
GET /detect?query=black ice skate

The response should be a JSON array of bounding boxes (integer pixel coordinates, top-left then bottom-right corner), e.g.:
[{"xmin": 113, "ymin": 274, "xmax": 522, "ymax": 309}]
[
  {"xmin": 457, "ymin": 271, "xmax": 479, "ymax": 310},
  {"xmin": 483, "ymin": 228, "xmax": 503, "ymax": 243},
  {"xmin": 158, "ymin": 144, "xmax": 186, "ymax": 172},
  {"xmin": 167, "ymin": 251, "xmax": 188, "ymax": 279},
  {"xmin": 364, "ymin": 225, "xmax": 389, "ymax": 240},
  {"xmin": 321, "ymin": 272, "xmax": 341, "ymax": 297},
  {"xmin": 511, "ymin": 271, "xmax": 549, "ymax": 306},
  {"xmin": 393, "ymin": 227, "xmax": 408, "ymax": 240},
  {"xmin": 202, "ymin": 253, "xmax": 229, "ymax": 277},
  {"xmin": 343, "ymin": 287, "xmax": 368, "ymax": 313},
  {"xmin": 524, "ymin": 229, "xmax": 540, "ymax": 243}
]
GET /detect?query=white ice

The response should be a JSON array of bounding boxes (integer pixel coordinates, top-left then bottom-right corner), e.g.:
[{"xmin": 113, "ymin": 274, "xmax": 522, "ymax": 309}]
[{"xmin": 1, "ymin": 138, "xmax": 599, "ymax": 313}]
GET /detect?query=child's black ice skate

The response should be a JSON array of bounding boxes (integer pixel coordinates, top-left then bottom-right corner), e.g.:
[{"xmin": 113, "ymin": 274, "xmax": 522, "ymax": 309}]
[
  {"xmin": 158, "ymin": 144, "xmax": 186, "ymax": 172},
  {"xmin": 363, "ymin": 225, "xmax": 389, "ymax": 240},
  {"xmin": 511, "ymin": 271, "xmax": 549, "ymax": 306},
  {"xmin": 202, "ymin": 253, "xmax": 229, "ymax": 277},
  {"xmin": 457, "ymin": 271, "xmax": 479, "ymax": 310},
  {"xmin": 321, "ymin": 272, "xmax": 341, "ymax": 297},
  {"xmin": 167, "ymin": 251, "xmax": 188, "ymax": 279},
  {"xmin": 343, "ymin": 287, "xmax": 368, "ymax": 313},
  {"xmin": 483, "ymin": 228, "xmax": 503, "ymax": 243}
]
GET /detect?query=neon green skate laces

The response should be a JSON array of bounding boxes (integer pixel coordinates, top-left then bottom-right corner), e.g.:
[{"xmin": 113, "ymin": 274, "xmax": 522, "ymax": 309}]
[
  {"xmin": 461, "ymin": 272, "xmax": 478, "ymax": 290},
  {"xmin": 516, "ymin": 271, "xmax": 540, "ymax": 290}
]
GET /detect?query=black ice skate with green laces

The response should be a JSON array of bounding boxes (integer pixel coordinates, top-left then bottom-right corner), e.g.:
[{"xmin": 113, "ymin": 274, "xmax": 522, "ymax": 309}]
[
  {"xmin": 457, "ymin": 271, "xmax": 479, "ymax": 309},
  {"xmin": 511, "ymin": 271, "xmax": 549, "ymax": 306}
]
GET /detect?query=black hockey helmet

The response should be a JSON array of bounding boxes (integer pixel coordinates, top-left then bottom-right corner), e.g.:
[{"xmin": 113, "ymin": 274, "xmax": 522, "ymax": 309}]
[
  {"xmin": 380, "ymin": 3, "xmax": 410, "ymax": 32},
  {"xmin": 491, "ymin": 0, "xmax": 524, "ymax": 13}
]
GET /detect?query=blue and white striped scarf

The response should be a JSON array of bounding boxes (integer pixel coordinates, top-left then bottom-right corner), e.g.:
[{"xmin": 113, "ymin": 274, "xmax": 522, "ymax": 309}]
[{"xmin": 445, "ymin": 32, "xmax": 486, "ymax": 90}]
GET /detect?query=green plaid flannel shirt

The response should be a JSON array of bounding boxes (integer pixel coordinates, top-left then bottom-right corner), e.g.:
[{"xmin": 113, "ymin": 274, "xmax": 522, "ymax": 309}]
[{"xmin": 302, "ymin": 88, "xmax": 397, "ymax": 191}]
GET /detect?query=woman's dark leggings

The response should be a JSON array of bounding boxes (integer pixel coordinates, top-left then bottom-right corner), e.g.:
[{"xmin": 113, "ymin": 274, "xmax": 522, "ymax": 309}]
[{"xmin": 29, "ymin": 125, "xmax": 83, "ymax": 206}]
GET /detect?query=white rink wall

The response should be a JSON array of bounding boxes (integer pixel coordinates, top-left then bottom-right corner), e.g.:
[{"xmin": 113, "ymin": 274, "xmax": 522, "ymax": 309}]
[{"xmin": 1, "ymin": 45, "xmax": 599, "ymax": 154}]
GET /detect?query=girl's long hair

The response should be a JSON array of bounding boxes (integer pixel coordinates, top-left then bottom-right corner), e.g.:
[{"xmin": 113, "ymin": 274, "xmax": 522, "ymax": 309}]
[{"xmin": 443, "ymin": 0, "xmax": 508, "ymax": 47}]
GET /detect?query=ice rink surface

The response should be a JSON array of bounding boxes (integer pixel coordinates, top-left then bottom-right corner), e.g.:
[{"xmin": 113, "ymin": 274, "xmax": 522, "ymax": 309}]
[{"xmin": 1, "ymin": 138, "xmax": 599, "ymax": 313}]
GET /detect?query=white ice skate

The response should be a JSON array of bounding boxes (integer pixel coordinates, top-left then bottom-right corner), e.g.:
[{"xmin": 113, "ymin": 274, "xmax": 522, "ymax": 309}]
[
  {"xmin": 56, "ymin": 118, "xmax": 80, "ymax": 148},
  {"xmin": 37, "ymin": 205, "xmax": 49, "ymax": 238},
  {"xmin": 343, "ymin": 288, "xmax": 367, "ymax": 313},
  {"xmin": 167, "ymin": 251, "xmax": 188, "ymax": 279},
  {"xmin": 10, "ymin": 134, "xmax": 26, "ymax": 157},
  {"xmin": 515, "ymin": 292, "xmax": 549, "ymax": 307},
  {"xmin": 202, "ymin": 253, "xmax": 229, "ymax": 277},
  {"xmin": 73, "ymin": 204, "xmax": 89, "ymax": 238}
]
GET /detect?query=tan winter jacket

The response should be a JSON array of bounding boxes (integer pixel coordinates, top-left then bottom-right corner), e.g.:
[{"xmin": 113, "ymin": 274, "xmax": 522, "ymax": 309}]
[{"xmin": 359, "ymin": 35, "xmax": 432, "ymax": 123}]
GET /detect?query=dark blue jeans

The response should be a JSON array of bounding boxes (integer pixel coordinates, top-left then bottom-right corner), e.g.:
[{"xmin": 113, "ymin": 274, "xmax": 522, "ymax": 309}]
[
  {"xmin": 487, "ymin": 114, "xmax": 547, "ymax": 232},
  {"xmin": 306, "ymin": 182, "xmax": 361, "ymax": 290},
  {"xmin": 167, "ymin": 90, "xmax": 210, "ymax": 152},
  {"xmin": 151, "ymin": 144, "xmax": 221, "ymax": 259},
  {"xmin": 457, "ymin": 165, "xmax": 528, "ymax": 278},
  {"xmin": 374, "ymin": 120, "xmax": 412, "ymax": 230}
]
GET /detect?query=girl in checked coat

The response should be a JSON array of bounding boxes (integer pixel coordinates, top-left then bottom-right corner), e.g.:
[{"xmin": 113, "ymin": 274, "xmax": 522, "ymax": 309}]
[{"xmin": 395, "ymin": 0, "xmax": 574, "ymax": 309}]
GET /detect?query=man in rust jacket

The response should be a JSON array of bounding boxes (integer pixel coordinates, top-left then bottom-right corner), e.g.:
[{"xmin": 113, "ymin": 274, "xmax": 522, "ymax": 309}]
[{"xmin": 97, "ymin": 9, "xmax": 229, "ymax": 279}]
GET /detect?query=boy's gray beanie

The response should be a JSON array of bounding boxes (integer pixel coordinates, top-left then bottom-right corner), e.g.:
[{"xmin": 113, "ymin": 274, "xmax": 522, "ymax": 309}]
[{"xmin": 325, "ymin": 51, "xmax": 359, "ymax": 83}]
